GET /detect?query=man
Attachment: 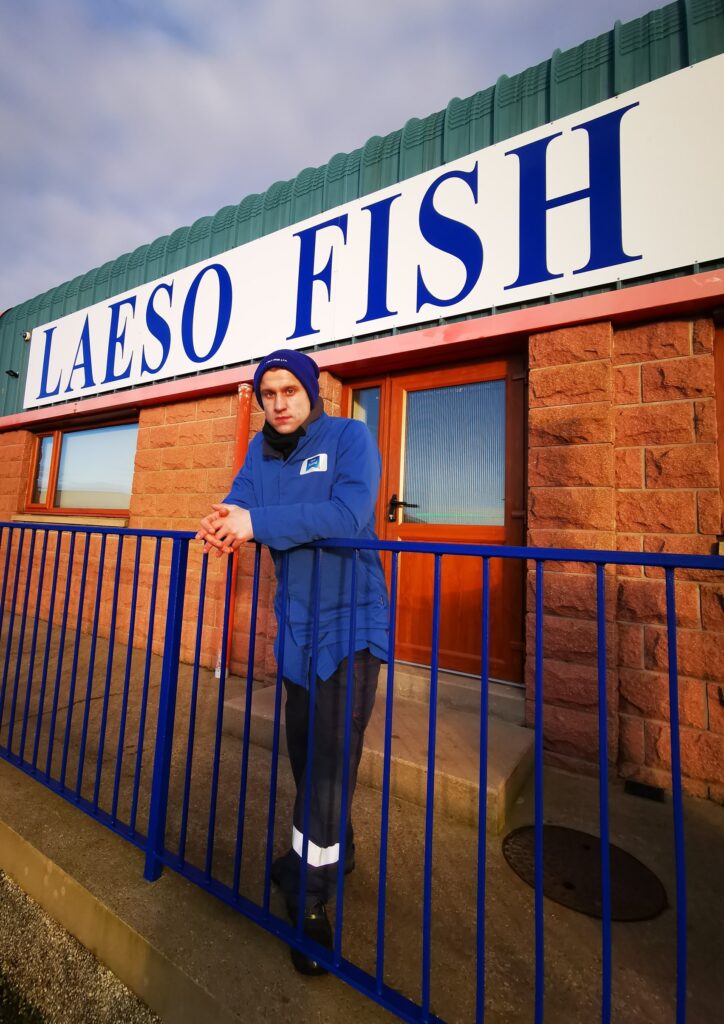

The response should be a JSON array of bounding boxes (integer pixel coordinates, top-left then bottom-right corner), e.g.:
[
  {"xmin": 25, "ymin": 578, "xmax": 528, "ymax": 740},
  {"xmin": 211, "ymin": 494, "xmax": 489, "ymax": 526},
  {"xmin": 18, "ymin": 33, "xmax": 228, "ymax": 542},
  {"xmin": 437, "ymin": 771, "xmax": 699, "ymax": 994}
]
[{"xmin": 197, "ymin": 349, "xmax": 388, "ymax": 975}]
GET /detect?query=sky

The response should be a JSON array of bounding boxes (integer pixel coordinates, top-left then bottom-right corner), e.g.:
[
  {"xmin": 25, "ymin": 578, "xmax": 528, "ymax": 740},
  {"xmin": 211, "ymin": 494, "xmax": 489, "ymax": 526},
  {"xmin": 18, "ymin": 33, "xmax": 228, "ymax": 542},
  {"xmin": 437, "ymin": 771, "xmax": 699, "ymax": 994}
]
[{"xmin": 0, "ymin": 0, "xmax": 664, "ymax": 314}]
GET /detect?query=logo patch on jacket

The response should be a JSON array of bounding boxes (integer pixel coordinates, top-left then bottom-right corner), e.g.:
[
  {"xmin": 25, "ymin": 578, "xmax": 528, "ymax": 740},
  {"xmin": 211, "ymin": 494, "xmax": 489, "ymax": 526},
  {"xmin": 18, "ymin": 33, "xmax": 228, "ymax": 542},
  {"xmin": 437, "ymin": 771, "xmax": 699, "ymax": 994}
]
[{"xmin": 300, "ymin": 453, "xmax": 328, "ymax": 475}]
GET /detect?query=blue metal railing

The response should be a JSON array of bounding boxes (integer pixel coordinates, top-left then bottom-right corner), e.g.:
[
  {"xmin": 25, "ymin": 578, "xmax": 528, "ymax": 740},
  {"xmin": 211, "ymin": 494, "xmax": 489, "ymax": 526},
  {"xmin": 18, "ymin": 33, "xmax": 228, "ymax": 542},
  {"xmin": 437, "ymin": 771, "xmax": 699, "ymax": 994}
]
[{"xmin": 0, "ymin": 519, "xmax": 722, "ymax": 1023}]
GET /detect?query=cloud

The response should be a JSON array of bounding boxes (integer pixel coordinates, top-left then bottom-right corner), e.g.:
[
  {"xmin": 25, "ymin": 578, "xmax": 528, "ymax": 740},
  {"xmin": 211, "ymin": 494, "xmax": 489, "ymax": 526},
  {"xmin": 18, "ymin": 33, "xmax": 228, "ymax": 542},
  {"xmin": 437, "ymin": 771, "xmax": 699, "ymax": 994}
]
[{"xmin": 0, "ymin": 0, "xmax": 661, "ymax": 311}]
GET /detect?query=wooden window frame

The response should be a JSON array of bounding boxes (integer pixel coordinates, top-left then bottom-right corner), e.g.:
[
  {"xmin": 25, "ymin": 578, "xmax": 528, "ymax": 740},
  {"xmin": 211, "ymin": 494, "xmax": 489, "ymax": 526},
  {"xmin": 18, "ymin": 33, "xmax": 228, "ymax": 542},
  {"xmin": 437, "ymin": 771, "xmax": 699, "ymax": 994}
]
[{"xmin": 25, "ymin": 417, "xmax": 138, "ymax": 517}]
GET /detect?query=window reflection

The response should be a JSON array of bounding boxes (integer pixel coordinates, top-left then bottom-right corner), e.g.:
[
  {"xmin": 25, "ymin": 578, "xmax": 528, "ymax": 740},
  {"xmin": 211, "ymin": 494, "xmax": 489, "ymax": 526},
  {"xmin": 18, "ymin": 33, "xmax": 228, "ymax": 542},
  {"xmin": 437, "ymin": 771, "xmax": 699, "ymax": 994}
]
[
  {"xmin": 352, "ymin": 387, "xmax": 381, "ymax": 443},
  {"xmin": 55, "ymin": 423, "xmax": 139, "ymax": 509}
]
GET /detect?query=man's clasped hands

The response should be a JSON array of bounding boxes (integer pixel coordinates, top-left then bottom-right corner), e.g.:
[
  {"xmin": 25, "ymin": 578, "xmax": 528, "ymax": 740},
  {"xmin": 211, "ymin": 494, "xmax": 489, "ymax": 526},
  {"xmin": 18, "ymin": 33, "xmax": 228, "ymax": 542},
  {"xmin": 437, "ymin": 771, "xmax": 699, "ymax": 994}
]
[{"xmin": 196, "ymin": 504, "xmax": 255, "ymax": 557}]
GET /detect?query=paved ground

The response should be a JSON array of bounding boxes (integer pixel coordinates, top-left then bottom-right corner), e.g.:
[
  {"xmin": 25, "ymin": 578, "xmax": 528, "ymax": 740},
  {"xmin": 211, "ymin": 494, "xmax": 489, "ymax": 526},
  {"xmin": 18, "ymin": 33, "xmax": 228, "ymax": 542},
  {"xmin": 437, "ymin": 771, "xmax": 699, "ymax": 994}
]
[
  {"xmin": 0, "ymin": 870, "xmax": 160, "ymax": 1024},
  {"xmin": 1, "ymin": 619, "xmax": 723, "ymax": 1021}
]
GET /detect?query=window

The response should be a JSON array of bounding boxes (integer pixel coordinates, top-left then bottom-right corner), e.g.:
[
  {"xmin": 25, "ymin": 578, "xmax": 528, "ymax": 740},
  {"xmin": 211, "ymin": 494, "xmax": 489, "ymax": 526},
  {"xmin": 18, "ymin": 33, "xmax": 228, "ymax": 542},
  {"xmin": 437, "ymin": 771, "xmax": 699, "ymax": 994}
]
[{"xmin": 27, "ymin": 421, "xmax": 139, "ymax": 514}]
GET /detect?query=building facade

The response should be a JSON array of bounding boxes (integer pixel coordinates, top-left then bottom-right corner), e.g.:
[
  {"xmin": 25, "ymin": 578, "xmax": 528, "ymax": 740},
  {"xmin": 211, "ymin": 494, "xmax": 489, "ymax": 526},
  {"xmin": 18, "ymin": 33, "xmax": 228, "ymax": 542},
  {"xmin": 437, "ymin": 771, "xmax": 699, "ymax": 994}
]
[{"xmin": 1, "ymin": 0, "xmax": 723, "ymax": 798}]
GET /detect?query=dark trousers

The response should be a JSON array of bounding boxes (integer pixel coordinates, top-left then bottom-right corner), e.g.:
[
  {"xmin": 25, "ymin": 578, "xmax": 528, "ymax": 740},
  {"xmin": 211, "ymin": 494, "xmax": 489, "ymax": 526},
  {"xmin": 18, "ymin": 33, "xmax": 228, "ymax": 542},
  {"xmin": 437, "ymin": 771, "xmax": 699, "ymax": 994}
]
[{"xmin": 277, "ymin": 648, "xmax": 380, "ymax": 910}]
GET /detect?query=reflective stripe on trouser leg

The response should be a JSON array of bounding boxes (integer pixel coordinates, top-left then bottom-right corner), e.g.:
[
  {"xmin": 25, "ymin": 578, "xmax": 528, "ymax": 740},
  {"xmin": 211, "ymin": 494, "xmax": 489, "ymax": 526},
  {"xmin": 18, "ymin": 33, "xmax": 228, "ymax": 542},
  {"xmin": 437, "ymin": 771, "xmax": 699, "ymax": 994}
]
[{"xmin": 283, "ymin": 649, "xmax": 380, "ymax": 905}]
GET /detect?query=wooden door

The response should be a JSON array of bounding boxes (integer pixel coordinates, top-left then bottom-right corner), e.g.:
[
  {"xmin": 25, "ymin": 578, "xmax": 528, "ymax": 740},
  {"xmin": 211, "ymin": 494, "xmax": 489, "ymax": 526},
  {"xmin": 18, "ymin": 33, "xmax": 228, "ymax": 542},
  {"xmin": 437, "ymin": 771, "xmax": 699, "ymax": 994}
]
[{"xmin": 347, "ymin": 356, "xmax": 525, "ymax": 682}]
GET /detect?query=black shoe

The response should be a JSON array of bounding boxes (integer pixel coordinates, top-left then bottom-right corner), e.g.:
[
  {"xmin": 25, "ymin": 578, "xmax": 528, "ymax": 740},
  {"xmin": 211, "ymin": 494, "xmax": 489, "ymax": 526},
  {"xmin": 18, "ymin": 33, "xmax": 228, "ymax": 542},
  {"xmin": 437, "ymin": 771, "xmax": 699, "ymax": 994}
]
[
  {"xmin": 271, "ymin": 846, "xmax": 356, "ymax": 888},
  {"xmin": 288, "ymin": 902, "xmax": 333, "ymax": 976}
]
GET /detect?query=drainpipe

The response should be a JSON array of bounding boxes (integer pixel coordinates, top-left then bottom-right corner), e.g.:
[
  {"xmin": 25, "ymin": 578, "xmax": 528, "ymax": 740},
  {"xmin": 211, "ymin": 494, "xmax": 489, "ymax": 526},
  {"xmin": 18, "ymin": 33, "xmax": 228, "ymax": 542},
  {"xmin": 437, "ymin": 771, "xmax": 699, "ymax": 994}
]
[{"xmin": 218, "ymin": 383, "xmax": 254, "ymax": 675}]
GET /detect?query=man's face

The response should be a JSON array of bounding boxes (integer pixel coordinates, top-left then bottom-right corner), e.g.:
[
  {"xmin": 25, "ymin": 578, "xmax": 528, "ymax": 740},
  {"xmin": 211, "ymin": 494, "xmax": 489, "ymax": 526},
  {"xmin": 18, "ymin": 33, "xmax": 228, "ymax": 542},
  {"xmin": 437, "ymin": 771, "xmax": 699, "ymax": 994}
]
[{"xmin": 259, "ymin": 368, "xmax": 311, "ymax": 434}]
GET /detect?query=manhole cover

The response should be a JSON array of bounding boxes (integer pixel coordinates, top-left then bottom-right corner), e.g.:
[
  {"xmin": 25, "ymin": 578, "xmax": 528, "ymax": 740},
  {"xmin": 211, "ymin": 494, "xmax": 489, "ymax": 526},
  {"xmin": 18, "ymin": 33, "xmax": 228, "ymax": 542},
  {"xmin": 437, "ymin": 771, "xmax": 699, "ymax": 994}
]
[{"xmin": 502, "ymin": 825, "xmax": 667, "ymax": 921}]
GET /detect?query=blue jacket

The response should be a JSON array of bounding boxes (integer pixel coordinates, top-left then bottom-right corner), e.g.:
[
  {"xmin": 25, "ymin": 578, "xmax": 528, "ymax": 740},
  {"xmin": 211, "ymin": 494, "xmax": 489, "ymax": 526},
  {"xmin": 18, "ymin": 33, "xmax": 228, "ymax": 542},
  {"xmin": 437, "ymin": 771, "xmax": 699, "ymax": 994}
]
[{"xmin": 224, "ymin": 412, "xmax": 389, "ymax": 687}]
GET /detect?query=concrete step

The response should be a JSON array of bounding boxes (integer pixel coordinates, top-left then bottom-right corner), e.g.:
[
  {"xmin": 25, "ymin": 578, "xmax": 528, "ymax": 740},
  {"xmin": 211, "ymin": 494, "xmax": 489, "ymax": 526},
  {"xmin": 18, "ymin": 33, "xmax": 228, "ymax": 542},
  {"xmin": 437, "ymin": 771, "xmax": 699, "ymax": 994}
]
[
  {"xmin": 223, "ymin": 681, "xmax": 533, "ymax": 834},
  {"xmin": 379, "ymin": 662, "xmax": 526, "ymax": 724}
]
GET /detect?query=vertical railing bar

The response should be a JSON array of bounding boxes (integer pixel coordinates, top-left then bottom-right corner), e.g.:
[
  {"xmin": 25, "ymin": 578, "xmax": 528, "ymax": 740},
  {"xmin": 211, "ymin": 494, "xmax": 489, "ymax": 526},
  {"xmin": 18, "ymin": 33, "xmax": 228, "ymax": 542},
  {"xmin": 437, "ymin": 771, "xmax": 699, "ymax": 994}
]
[
  {"xmin": 179, "ymin": 553, "xmax": 209, "ymax": 864},
  {"xmin": 204, "ymin": 556, "xmax": 234, "ymax": 880},
  {"xmin": 596, "ymin": 563, "xmax": 612, "ymax": 1024},
  {"xmin": 7, "ymin": 529, "xmax": 38, "ymax": 754},
  {"xmin": 0, "ymin": 525, "xmax": 15, "ymax": 641},
  {"xmin": 31, "ymin": 531, "xmax": 62, "ymax": 772},
  {"xmin": 375, "ymin": 549, "xmax": 399, "ymax": 994},
  {"xmin": 74, "ymin": 533, "xmax": 107, "ymax": 801},
  {"xmin": 534, "ymin": 559, "xmax": 545, "ymax": 1024},
  {"xmin": 111, "ymin": 534, "xmax": 142, "ymax": 824},
  {"xmin": 19, "ymin": 531, "xmax": 50, "ymax": 763},
  {"xmin": 262, "ymin": 553, "xmax": 289, "ymax": 915},
  {"xmin": 0, "ymin": 528, "xmax": 26, "ymax": 739},
  {"xmin": 421, "ymin": 553, "xmax": 442, "ymax": 1023},
  {"xmin": 333, "ymin": 549, "xmax": 359, "ymax": 966},
  {"xmin": 665, "ymin": 567, "xmax": 687, "ymax": 1024},
  {"xmin": 475, "ymin": 555, "xmax": 491, "ymax": 1024},
  {"xmin": 232, "ymin": 544, "xmax": 262, "ymax": 896},
  {"xmin": 144, "ymin": 538, "xmax": 188, "ymax": 881},
  {"xmin": 60, "ymin": 533, "xmax": 91, "ymax": 791},
  {"xmin": 92, "ymin": 534, "xmax": 125, "ymax": 811},
  {"xmin": 43, "ymin": 532, "xmax": 76, "ymax": 777},
  {"xmin": 130, "ymin": 537, "xmax": 162, "ymax": 836},
  {"xmin": 297, "ymin": 547, "xmax": 323, "ymax": 939}
]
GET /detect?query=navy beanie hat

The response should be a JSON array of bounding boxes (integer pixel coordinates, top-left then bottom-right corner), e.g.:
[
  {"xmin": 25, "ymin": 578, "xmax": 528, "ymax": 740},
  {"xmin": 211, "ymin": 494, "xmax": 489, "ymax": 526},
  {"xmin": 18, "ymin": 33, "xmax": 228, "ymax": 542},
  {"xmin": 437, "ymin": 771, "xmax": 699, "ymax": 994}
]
[{"xmin": 253, "ymin": 349, "xmax": 320, "ymax": 408}]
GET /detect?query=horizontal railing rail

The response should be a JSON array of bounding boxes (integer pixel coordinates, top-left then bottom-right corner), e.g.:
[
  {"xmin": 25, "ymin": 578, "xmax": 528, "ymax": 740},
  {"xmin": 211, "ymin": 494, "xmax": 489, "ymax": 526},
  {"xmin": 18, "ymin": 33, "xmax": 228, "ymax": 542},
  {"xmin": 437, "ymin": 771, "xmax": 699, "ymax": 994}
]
[{"xmin": 0, "ymin": 519, "xmax": 722, "ymax": 1023}]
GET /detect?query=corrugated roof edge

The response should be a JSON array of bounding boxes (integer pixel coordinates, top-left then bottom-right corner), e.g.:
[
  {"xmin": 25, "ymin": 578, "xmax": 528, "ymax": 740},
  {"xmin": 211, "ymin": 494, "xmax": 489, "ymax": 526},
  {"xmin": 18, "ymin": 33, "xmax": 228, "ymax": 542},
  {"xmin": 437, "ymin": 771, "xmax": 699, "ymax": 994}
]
[{"xmin": 2, "ymin": 0, "xmax": 723, "ymax": 419}]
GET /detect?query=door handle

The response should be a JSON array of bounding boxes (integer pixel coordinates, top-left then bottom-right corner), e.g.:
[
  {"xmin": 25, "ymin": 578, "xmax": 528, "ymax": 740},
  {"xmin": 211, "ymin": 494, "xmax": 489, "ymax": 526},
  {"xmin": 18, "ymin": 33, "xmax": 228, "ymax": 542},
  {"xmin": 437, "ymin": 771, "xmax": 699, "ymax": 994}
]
[{"xmin": 387, "ymin": 493, "xmax": 419, "ymax": 522}]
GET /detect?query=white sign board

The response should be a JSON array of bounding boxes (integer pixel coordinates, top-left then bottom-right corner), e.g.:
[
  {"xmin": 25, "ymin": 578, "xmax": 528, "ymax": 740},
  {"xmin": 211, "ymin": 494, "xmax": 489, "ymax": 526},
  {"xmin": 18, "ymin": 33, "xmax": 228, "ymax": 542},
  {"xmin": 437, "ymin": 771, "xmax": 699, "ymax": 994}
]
[{"xmin": 24, "ymin": 55, "xmax": 724, "ymax": 408}]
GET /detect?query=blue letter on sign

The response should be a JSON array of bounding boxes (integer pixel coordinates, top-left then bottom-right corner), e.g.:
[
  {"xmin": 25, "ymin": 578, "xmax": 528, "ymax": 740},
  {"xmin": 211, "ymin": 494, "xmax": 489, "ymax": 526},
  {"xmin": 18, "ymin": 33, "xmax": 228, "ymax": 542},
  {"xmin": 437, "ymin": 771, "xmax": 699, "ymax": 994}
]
[
  {"xmin": 67, "ymin": 316, "xmax": 97, "ymax": 392},
  {"xmin": 287, "ymin": 215, "xmax": 348, "ymax": 340},
  {"xmin": 357, "ymin": 194, "xmax": 401, "ymax": 325},
  {"xmin": 416, "ymin": 164, "xmax": 483, "ymax": 312},
  {"xmin": 142, "ymin": 281, "xmax": 174, "ymax": 376},
  {"xmin": 103, "ymin": 296, "xmax": 137, "ymax": 383},
  {"xmin": 182, "ymin": 264, "xmax": 232, "ymax": 363},
  {"xmin": 505, "ymin": 103, "xmax": 641, "ymax": 290},
  {"xmin": 37, "ymin": 326, "xmax": 62, "ymax": 400}
]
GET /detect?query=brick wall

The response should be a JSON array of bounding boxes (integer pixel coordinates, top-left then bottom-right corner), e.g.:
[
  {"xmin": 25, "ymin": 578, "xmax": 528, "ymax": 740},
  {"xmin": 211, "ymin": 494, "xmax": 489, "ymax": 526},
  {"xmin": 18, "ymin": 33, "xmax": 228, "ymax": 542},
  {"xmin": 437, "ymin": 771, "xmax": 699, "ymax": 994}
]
[
  {"xmin": 613, "ymin": 318, "xmax": 723, "ymax": 800},
  {"xmin": 527, "ymin": 323, "xmax": 618, "ymax": 775},
  {"xmin": 0, "ymin": 430, "xmax": 34, "ymax": 520},
  {"xmin": 528, "ymin": 316, "xmax": 724, "ymax": 799}
]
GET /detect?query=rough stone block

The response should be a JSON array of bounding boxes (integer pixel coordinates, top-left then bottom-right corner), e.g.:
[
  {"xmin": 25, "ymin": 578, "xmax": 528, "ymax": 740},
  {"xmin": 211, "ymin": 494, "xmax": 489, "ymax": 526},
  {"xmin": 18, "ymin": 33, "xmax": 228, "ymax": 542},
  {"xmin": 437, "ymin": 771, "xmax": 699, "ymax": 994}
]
[
  {"xmin": 701, "ymin": 586, "xmax": 724, "ymax": 631},
  {"xmin": 530, "ymin": 361, "xmax": 611, "ymax": 408},
  {"xmin": 642, "ymin": 355, "xmax": 715, "ymax": 402},
  {"xmin": 199, "ymin": 395, "xmax": 234, "ymax": 418},
  {"xmin": 147, "ymin": 424, "xmax": 180, "ymax": 449},
  {"xmin": 697, "ymin": 490, "xmax": 722, "ymax": 535},
  {"xmin": 542, "ymin": 704, "xmax": 600, "ymax": 762},
  {"xmin": 614, "ymin": 321, "xmax": 691, "ymax": 364},
  {"xmin": 708, "ymin": 683, "xmax": 724, "ymax": 735},
  {"xmin": 529, "ymin": 488, "xmax": 614, "ymax": 531},
  {"xmin": 529, "ymin": 322, "xmax": 612, "ymax": 367},
  {"xmin": 529, "ymin": 404, "xmax": 612, "ymax": 446},
  {"xmin": 643, "ymin": 535, "xmax": 724, "ymax": 582},
  {"xmin": 693, "ymin": 318, "xmax": 715, "ymax": 354},
  {"xmin": 644, "ymin": 626, "xmax": 724, "ymax": 681},
  {"xmin": 619, "ymin": 667, "xmax": 707, "ymax": 727},
  {"xmin": 615, "ymin": 403, "xmax": 693, "ymax": 446},
  {"xmin": 645, "ymin": 445, "xmax": 719, "ymax": 489},
  {"xmin": 617, "ymin": 577, "xmax": 700, "ymax": 627},
  {"xmin": 618, "ymin": 622, "xmax": 644, "ymax": 667},
  {"xmin": 618, "ymin": 714, "xmax": 645, "ymax": 765},
  {"xmin": 617, "ymin": 490, "xmax": 697, "ymax": 534},
  {"xmin": 528, "ymin": 444, "xmax": 613, "ymax": 487},
  {"xmin": 693, "ymin": 399, "xmax": 718, "ymax": 443},
  {"xmin": 615, "ymin": 448, "xmax": 643, "ymax": 489},
  {"xmin": 138, "ymin": 405, "xmax": 165, "ymax": 426},
  {"xmin": 165, "ymin": 400, "xmax": 198, "ymax": 424},
  {"xmin": 614, "ymin": 364, "xmax": 641, "ymax": 405},
  {"xmin": 645, "ymin": 722, "xmax": 724, "ymax": 785}
]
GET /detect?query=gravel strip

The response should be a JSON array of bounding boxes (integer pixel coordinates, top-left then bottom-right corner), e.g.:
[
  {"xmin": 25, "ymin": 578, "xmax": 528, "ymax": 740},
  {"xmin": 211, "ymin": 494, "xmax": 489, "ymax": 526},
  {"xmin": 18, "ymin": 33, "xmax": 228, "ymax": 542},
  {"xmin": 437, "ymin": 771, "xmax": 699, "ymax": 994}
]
[{"xmin": 0, "ymin": 870, "xmax": 161, "ymax": 1024}]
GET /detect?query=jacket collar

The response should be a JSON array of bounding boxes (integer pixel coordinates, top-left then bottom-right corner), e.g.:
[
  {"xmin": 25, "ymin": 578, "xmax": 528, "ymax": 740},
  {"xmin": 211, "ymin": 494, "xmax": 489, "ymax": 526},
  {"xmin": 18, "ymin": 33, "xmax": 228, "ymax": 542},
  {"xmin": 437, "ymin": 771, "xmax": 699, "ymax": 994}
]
[{"xmin": 261, "ymin": 400, "xmax": 325, "ymax": 460}]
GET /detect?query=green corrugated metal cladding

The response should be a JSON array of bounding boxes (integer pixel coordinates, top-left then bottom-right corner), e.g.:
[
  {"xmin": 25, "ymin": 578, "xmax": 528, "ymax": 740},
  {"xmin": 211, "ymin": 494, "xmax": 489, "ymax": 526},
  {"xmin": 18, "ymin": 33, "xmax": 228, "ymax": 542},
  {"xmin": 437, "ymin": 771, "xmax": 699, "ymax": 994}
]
[{"xmin": 1, "ymin": 0, "xmax": 723, "ymax": 417}]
